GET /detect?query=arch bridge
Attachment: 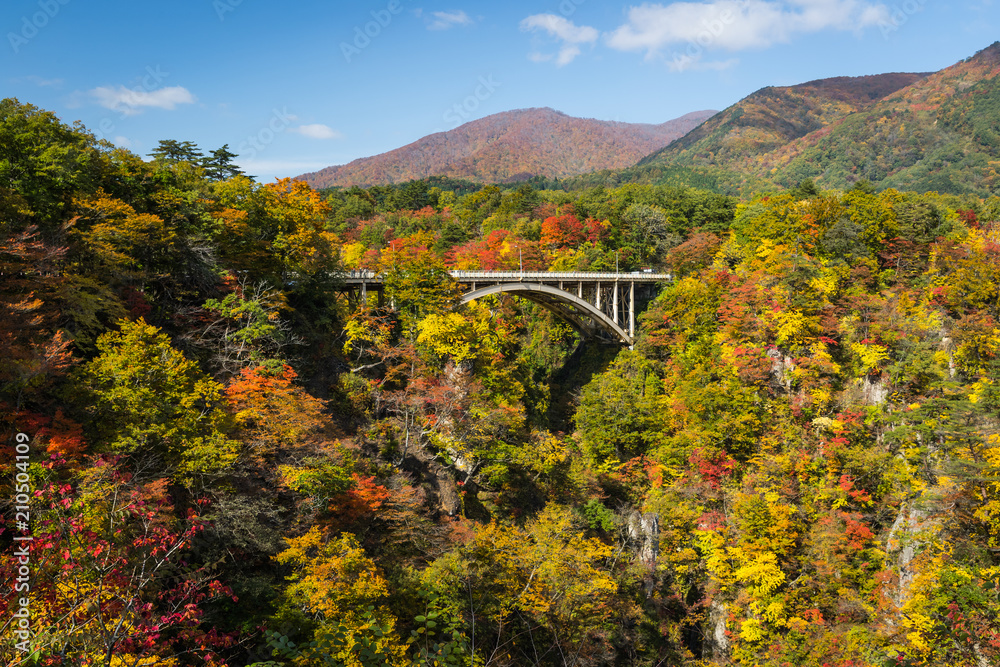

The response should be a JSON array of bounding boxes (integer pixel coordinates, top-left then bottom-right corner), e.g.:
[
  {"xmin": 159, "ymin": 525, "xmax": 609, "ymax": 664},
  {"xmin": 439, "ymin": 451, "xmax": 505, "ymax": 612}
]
[{"xmin": 342, "ymin": 270, "xmax": 672, "ymax": 346}]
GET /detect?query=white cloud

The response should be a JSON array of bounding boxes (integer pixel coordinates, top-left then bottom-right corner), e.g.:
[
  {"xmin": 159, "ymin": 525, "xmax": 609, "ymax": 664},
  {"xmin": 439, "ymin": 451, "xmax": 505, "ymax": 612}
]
[
  {"xmin": 90, "ymin": 85, "xmax": 196, "ymax": 115},
  {"xmin": 606, "ymin": 0, "xmax": 890, "ymax": 65},
  {"xmin": 520, "ymin": 14, "xmax": 599, "ymax": 65},
  {"xmin": 427, "ymin": 10, "xmax": 473, "ymax": 30},
  {"xmin": 522, "ymin": 14, "xmax": 599, "ymax": 43},
  {"xmin": 556, "ymin": 45, "xmax": 583, "ymax": 66},
  {"xmin": 292, "ymin": 124, "xmax": 342, "ymax": 140},
  {"xmin": 113, "ymin": 136, "xmax": 134, "ymax": 148}
]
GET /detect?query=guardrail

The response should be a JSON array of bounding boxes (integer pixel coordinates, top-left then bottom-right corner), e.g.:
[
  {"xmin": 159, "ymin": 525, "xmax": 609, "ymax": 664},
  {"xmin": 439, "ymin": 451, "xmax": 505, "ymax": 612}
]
[{"xmin": 342, "ymin": 270, "xmax": 673, "ymax": 282}]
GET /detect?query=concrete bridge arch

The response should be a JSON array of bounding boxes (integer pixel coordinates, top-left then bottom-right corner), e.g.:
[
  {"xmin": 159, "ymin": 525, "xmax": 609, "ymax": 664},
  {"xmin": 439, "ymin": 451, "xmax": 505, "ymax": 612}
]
[{"xmin": 460, "ymin": 282, "xmax": 634, "ymax": 345}]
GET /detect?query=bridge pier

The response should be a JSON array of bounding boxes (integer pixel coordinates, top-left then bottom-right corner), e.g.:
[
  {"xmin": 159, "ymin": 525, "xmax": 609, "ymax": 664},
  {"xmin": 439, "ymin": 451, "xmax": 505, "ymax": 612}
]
[
  {"xmin": 613, "ymin": 281, "xmax": 619, "ymax": 325},
  {"xmin": 629, "ymin": 281, "xmax": 635, "ymax": 339}
]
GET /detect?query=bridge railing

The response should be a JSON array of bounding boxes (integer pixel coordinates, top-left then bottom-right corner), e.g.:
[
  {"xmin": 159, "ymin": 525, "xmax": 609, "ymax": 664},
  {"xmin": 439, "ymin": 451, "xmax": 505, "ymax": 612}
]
[
  {"xmin": 342, "ymin": 270, "xmax": 673, "ymax": 282},
  {"xmin": 450, "ymin": 270, "xmax": 673, "ymax": 281},
  {"xmin": 343, "ymin": 270, "xmax": 381, "ymax": 280}
]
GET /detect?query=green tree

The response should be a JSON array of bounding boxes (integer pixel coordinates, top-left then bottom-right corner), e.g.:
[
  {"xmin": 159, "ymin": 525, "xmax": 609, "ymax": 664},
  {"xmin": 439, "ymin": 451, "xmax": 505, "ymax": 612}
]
[
  {"xmin": 148, "ymin": 139, "xmax": 204, "ymax": 164},
  {"xmin": 202, "ymin": 143, "xmax": 244, "ymax": 181},
  {"xmin": 575, "ymin": 351, "xmax": 664, "ymax": 467},
  {"xmin": 78, "ymin": 319, "xmax": 239, "ymax": 482},
  {"xmin": 195, "ymin": 279, "xmax": 300, "ymax": 376},
  {"xmin": 0, "ymin": 97, "xmax": 100, "ymax": 231},
  {"xmin": 623, "ymin": 203, "xmax": 680, "ymax": 266},
  {"xmin": 379, "ymin": 238, "xmax": 461, "ymax": 340}
]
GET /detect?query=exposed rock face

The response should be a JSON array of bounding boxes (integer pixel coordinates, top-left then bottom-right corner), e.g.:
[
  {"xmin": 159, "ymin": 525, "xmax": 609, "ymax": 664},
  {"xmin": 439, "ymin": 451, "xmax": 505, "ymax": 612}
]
[
  {"xmin": 845, "ymin": 374, "xmax": 889, "ymax": 405},
  {"xmin": 885, "ymin": 501, "xmax": 926, "ymax": 607},
  {"xmin": 434, "ymin": 359, "xmax": 475, "ymax": 515},
  {"xmin": 884, "ymin": 494, "xmax": 946, "ymax": 624},
  {"xmin": 706, "ymin": 599, "xmax": 730, "ymax": 663},
  {"xmin": 942, "ymin": 335, "xmax": 956, "ymax": 379},
  {"xmin": 403, "ymin": 445, "xmax": 463, "ymax": 517},
  {"xmin": 860, "ymin": 375, "xmax": 889, "ymax": 405},
  {"xmin": 627, "ymin": 511, "xmax": 660, "ymax": 565},
  {"xmin": 434, "ymin": 465, "xmax": 462, "ymax": 516},
  {"xmin": 767, "ymin": 348, "xmax": 795, "ymax": 393}
]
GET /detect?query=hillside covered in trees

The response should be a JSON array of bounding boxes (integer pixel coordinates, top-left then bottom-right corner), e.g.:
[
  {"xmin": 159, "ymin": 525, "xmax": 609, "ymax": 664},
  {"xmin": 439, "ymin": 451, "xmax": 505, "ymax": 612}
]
[
  {"xmin": 554, "ymin": 42, "xmax": 1000, "ymax": 198},
  {"xmin": 5, "ymin": 95, "xmax": 1000, "ymax": 667},
  {"xmin": 297, "ymin": 108, "xmax": 716, "ymax": 189},
  {"xmin": 638, "ymin": 72, "xmax": 929, "ymax": 173},
  {"xmin": 295, "ymin": 42, "xmax": 1000, "ymax": 201},
  {"xmin": 765, "ymin": 41, "xmax": 1000, "ymax": 194}
]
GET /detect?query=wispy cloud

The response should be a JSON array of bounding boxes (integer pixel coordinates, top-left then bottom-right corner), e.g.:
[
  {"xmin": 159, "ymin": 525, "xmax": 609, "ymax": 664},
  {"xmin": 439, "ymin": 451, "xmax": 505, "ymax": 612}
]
[
  {"xmin": 291, "ymin": 124, "xmax": 342, "ymax": 140},
  {"xmin": 528, "ymin": 52, "xmax": 554, "ymax": 63},
  {"xmin": 606, "ymin": 0, "xmax": 890, "ymax": 63},
  {"xmin": 26, "ymin": 75, "xmax": 64, "ymax": 87},
  {"xmin": 520, "ymin": 14, "xmax": 598, "ymax": 66},
  {"xmin": 427, "ymin": 10, "xmax": 474, "ymax": 30},
  {"xmin": 90, "ymin": 85, "xmax": 196, "ymax": 115}
]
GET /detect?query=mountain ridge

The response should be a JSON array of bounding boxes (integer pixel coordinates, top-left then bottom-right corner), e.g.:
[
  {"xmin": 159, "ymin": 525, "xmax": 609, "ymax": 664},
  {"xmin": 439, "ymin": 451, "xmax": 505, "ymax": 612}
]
[
  {"xmin": 638, "ymin": 72, "xmax": 931, "ymax": 171},
  {"xmin": 760, "ymin": 41, "xmax": 1000, "ymax": 193},
  {"xmin": 626, "ymin": 42, "xmax": 1000, "ymax": 196},
  {"xmin": 299, "ymin": 42, "xmax": 1000, "ymax": 197},
  {"xmin": 296, "ymin": 107, "xmax": 716, "ymax": 188}
]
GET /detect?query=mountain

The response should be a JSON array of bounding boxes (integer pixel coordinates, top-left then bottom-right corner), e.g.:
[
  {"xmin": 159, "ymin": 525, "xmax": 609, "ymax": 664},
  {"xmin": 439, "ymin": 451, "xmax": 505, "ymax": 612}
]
[
  {"xmin": 637, "ymin": 72, "xmax": 930, "ymax": 173},
  {"xmin": 296, "ymin": 107, "xmax": 716, "ymax": 188},
  {"xmin": 630, "ymin": 42, "xmax": 1000, "ymax": 196},
  {"xmin": 762, "ymin": 41, "xmax": 1000, "ymax": 194},
  {"xmin": 300, "ymin": 43, "xmax": 1000, "ymax": 196}
]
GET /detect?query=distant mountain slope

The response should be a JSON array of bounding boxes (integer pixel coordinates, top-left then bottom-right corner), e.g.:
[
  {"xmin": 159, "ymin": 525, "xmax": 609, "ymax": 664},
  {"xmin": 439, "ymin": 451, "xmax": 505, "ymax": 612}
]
[
  {"xmin": 297, "ymin": 108, "xmax": 716, "ymax": 188},
  {"xmin": 638, "ymin": 72, "xmax": 929, "ymax": 172},
  {"xmin": 764, "ymin": 42, "xmax": 1000, "ymax": 194}
]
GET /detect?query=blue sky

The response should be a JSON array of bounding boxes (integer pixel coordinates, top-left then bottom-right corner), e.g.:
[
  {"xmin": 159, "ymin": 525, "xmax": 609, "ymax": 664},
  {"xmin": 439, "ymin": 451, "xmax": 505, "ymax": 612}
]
[{"xmin": 3, "ymin": 0, "xmax": 996, "ymax": 181}]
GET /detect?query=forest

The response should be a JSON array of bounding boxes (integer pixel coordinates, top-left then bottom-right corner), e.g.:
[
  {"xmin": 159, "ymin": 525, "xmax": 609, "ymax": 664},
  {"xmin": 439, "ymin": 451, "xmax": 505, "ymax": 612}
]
[{"xmin": 4, "ymin": 97, "xmax": 1000, "ymax": 667}]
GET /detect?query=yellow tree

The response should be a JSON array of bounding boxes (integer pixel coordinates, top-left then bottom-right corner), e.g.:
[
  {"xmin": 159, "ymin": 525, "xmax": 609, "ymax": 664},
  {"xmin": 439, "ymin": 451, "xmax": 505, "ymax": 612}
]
[
  {"xmin": 77, "ymin": 319, "xmax": 239, "ymax": 483},
  {"xmin": 422, "ymin": 505, "xmax": 617, "ymax": 665},
  {"xmin": 71, "ymin": 189, "xmax": 178, "ymax": 281},
  {"xmin": 273, "ymin": 527, "xmax": 408, "ymax": 666},
  {"xmin": 213, "ymin": 176, "xmax": 336, "ymax": 283}
]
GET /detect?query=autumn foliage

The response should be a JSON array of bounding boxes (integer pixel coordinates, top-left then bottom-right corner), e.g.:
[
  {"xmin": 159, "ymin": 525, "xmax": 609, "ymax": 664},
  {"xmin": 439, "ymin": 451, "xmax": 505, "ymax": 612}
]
[{"xmin": 9, "ymin": 94, "xmax": 1000, "ymax": 667}]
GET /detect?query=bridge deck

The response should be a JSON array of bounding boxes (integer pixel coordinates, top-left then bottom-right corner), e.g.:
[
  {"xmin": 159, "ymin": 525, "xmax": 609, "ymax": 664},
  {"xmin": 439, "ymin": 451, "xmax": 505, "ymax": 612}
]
[
  {"xmin": 339, "ymin": 270, "xmax": 671, "ymax": 346},
  {"xmin": 342, "ymin": 270, "xmax": 673, "ymax": 284}
]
